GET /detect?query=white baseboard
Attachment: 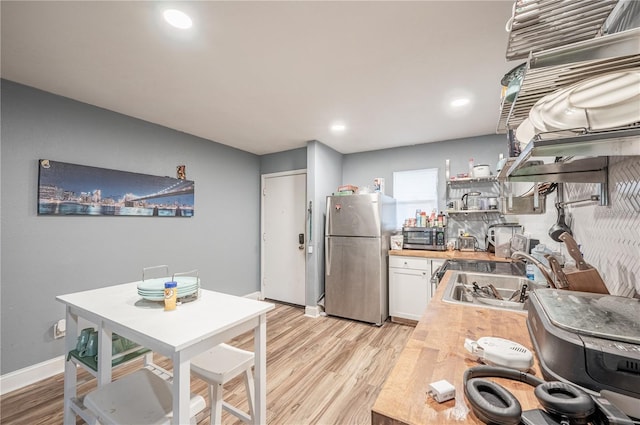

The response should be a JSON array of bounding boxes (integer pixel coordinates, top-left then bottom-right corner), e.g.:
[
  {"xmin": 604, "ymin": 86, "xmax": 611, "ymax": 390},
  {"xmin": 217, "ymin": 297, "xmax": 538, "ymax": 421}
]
[
  {"xmin": 1, "ymin": 290, "xmax": 265, "ymax": 396},
  {"xmin": 304, "ymin": 305, "xmax": 322, "ymax": 318},
  {"xmin": 0, "ymin": 355, "xmax": 65, "ymax": 396},
  {"xmin": 244, "ymin": 291, "xmax": 263, "ymax": 300}
]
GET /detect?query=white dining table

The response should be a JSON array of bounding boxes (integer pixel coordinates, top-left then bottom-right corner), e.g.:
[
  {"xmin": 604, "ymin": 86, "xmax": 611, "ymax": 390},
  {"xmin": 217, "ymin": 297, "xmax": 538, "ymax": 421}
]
[{"xmin": 57, "ymin": 281, "xmax": 274, "ymax": 425}]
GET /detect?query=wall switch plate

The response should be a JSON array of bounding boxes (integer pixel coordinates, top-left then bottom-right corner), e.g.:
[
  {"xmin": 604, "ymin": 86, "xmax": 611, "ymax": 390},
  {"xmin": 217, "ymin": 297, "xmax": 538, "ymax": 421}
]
[{"xmin": 53, "ymin": 319, "xmax": 66, "ymax": 339}]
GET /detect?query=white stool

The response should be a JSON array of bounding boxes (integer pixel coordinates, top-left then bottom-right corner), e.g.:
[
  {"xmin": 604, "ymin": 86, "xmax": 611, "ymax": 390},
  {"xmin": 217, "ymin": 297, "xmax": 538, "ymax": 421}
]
[
  {"xmin": 84, "ymin": 368, "xmax": 206, "ymax": 425},
  {"xmin": 190, "ymin": 343, "xmax": 256, "ymax": 425}
]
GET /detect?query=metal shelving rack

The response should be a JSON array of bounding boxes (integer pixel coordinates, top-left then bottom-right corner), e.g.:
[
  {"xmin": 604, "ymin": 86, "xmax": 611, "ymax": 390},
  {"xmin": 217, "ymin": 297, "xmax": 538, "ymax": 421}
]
[
  {"xmin": 498, "ymin": 27, "xmax": 640, "ymax": 133},
  {"xmin": 496, "ymin": 2, "xmax": 640, "ymax": 205},
  {"xmin": 505, "ymin": 0, "xmax": 619, "ymax": 61}
]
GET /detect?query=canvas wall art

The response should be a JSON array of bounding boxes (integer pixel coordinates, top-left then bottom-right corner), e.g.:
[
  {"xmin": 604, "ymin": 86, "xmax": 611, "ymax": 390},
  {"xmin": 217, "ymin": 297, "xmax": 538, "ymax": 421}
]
[{"xmin": 38, "ymin": 160, "xmax": 194, "ymax": 217}]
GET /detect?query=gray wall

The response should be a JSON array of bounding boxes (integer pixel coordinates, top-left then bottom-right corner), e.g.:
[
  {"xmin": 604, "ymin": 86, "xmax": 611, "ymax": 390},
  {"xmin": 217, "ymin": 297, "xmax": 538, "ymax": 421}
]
[
  {"xmin": 343, "ymin": 135, "xmax": 511, "ymax": 247},
  {"xmin": 306, "ymin": 141, "xmax": 343, "ymax": 305},
  {"xmin": 343, "ymin": 134, "xmax": 509, "ymax": 211},
  {"xmin": 1, "ymin": 80, "xmax": 261, "ymax": 374},
  {"xmin": 260, "ymin": 148, "xmax": 307, "ymax": 175}
]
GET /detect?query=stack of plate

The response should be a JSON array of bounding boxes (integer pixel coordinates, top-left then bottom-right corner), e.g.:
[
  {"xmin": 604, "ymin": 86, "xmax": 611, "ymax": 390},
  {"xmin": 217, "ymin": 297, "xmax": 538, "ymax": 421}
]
[
  {"xmin": 137, "ymin": 276, "xmax": 199, "ymax": 301},
  {"xmin": 515, "ymin": 69, "xmax": 640, "ymax": 148}
]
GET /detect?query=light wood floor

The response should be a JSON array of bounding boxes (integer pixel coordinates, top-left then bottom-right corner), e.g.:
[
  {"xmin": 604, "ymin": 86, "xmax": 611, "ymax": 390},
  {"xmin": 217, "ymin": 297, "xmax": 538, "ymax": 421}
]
[{"xmin": 1, "ymin": 302, "xmax": 413, "ymax": 425}]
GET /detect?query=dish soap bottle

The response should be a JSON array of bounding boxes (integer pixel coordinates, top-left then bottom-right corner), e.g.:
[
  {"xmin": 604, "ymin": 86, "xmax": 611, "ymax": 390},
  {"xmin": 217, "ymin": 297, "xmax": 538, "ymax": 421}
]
[{"xmin": 526, "ymin": 263, "xmax": 535, "ymax": 281}]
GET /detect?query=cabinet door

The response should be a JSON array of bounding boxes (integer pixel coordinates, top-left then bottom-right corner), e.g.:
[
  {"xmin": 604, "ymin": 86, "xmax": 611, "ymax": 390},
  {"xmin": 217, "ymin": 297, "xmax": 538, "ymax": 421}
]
[{"xmin": 389, "ymin": 263, "xmax": 430, "ymax": 321}]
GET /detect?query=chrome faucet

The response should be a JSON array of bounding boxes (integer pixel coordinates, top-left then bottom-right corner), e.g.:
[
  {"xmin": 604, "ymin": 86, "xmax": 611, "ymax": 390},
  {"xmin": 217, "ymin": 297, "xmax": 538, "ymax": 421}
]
[{"xmin": 510, "ymin": 251, "xmax": 554, "ymax": 286}]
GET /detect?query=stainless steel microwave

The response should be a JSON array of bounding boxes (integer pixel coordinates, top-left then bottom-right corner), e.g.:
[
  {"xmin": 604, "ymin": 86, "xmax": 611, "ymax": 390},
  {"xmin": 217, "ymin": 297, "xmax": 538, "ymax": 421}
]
[{"xmin": 402, "ymin": 227, "xmax": 446, "ymax": 251}]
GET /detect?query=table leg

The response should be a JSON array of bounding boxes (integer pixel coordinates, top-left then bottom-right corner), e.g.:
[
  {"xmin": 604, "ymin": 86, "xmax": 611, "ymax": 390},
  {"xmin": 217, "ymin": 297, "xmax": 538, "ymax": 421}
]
[
  {"xmin": 96, "ymin": 325, "xmax": 112, "ymax": 386},
  {"xmin": 63, "ymin": 308, "xmax": 78, "ymax": 425},
  {"xmin": 172, "ymin": 352, "xmax": 191, "ymax": 425},
  {"xmin": 254, "ymin": 314, "xmax": 267, "ymax": 425}
]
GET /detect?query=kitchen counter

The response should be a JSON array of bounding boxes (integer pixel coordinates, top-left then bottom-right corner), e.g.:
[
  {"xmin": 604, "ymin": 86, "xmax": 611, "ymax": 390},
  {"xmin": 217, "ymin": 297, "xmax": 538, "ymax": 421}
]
[
  {"xmin": 371, "ymin": 270, "xmax": 542, "ymax": 425},
  {"xmin": 389, "ymin": 249, "xmax": 512, "ymax": 262}
]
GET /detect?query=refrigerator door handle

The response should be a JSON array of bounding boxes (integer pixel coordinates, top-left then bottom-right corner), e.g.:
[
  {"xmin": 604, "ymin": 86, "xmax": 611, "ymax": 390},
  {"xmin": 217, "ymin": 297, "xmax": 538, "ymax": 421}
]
[
  {"xmin": 325, "ymin": 236, "xmax": 331, "ymax": 276},
  {"xmin": 325, "ymin": 198, "xmax": 332, "ymax": 276}
]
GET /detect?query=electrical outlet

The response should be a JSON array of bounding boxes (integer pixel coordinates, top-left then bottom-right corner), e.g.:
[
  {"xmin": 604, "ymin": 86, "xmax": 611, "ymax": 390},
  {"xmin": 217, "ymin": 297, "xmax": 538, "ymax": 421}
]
[
  {"xmin": 458, "ymin": 229, "xmax": 465, "ymax": 237},
  {"xmin": 53, "ymin": 318, "xmax": 66, "ymax": 339}
]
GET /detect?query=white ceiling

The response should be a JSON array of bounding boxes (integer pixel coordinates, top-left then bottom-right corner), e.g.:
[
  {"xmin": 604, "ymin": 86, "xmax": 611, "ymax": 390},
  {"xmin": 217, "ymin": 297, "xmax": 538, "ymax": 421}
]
[{"xmin": 1, "ymin": 1, "xmax": 518, "ymax": 155}]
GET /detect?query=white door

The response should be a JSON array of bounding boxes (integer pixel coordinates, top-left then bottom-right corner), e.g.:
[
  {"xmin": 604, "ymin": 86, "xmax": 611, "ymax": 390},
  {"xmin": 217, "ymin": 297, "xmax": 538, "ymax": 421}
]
[{"xmin": 261, "ymin": 171, "xmax": 306, "ymax": 306}]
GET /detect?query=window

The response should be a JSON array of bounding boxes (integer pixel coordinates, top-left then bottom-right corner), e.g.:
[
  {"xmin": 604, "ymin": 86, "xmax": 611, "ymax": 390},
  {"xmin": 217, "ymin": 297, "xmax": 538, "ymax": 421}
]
[{"xmin": 393, "ymin": 168, "xmax": 439, "ymax": 229}]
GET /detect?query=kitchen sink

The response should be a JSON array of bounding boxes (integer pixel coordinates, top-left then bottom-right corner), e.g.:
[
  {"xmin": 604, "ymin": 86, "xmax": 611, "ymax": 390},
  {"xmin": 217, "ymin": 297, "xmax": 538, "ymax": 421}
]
[{"xmin": 442, "ymin": 271, "xmax": 544, "ymax": 312}]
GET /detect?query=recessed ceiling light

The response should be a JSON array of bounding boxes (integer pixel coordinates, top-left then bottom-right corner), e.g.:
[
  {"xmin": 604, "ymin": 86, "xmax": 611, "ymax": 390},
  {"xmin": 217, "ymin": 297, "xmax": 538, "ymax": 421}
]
[
  {"xmin": 163, "ymin": 9, "xmax": 193, "ymax": 29},
  {"xmin": 450, "ymin": 97, "xmax": 470, "ymax": 108},
  {"xmin": 331, "ymin": 123, "xmax": 346, "ymax": 133}
]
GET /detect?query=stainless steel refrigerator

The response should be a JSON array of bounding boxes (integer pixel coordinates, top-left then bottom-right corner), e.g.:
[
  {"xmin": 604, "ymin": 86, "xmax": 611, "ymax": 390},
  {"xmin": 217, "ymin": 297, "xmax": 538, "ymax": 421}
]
[{"xmin": 324, "ymin": 193, "xmax": 396, "ymax": 325}]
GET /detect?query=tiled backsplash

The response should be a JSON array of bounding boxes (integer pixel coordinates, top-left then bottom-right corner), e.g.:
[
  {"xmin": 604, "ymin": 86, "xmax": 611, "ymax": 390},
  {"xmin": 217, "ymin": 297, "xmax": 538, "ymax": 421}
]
[{"xmin": 565, "ymin": 156, "xmax": 640, "ymax": 297}]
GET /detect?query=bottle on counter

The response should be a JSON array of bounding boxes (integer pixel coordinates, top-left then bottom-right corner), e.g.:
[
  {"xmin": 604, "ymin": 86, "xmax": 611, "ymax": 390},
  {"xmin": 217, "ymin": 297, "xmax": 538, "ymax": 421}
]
[
  {"xmin": 437, "ymin": 211, "xmax": 444, "ymax": 227},
  {"xmin": 526, "ymin": 264, "xmax": 535, "ymax": 281},
  {"xmin": 429, "ymin": 209, "xmax": 436, "ymax": 227},
  {"xmin": 468, "ymin": 158, "xmax": 475, "ymax": 177},
  {"xmin": 164, "ymin": 281, "xmax": 177, "ymax": 311}
]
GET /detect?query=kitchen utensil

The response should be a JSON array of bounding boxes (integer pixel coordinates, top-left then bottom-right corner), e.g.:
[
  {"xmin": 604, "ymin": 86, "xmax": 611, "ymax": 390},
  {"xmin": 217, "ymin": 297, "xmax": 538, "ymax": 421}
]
[
  {"xmin": 462, "ymin": 192, "xmax": 481, "ymax": 210},
  {"xmin": 486, "ymin": 223, "xmax": 523, "ymax": 253},
  {"xmin": 545, "ymin": 246, "xmax": 608, "ymax": 294},
  {"xmin": 549, "ymin": 184, "xmax": 571, "ymax": 242},
  {"xmin": 558, "ymin": 232, "xmax": 588, "ymax": 270},
  {"xmin": 458, "ymin": 236, "xmax": 476, "ymax": 252},
  {"xmin": 472, "ymin": 165, "xmax": 490, "ymax": 178},
  {"xmin": 487, "ymin": 197, "xmax": 498, "ymax": 210},
  {"xmin": 563, "ymin": 268, "xmax": 609, "ymax": 294},
  {"xmin": 487, "ymin": 284, "xmax": 503, "ymax": 300},
  {"xmin": 518, "ymin": 283, "xmax": 528, "ymax": 303},
  {"xmin": 545, "ymin": 254, "xmax": 567, "ymax": 289}
]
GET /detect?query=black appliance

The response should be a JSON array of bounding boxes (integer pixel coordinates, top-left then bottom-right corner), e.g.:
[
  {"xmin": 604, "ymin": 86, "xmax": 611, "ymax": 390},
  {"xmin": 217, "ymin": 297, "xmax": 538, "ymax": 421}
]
[
  {"xmin": 402, "ymin": 227, "xmax": 446, "ymax": 251},
  {"xmin": 527, "ymin": 289, "xmax": 640, "ymax": 399}
]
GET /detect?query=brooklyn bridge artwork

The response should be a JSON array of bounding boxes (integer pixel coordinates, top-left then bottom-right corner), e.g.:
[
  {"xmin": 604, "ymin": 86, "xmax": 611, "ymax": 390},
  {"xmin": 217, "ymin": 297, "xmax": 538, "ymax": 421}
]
[{"xmin": 37, "ymin": 160, "xmax": 194, "ymax": 217}]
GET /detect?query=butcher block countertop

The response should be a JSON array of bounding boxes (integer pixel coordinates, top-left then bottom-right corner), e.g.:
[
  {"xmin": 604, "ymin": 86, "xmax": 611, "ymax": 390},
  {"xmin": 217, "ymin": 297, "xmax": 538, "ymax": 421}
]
[
  {"xmin": 371, "ymin": 270, "xmax": 542, "ymax": 425},
  {"xmin": 389, "ymin": 249, "xmax": 511, "ymax": 262}
]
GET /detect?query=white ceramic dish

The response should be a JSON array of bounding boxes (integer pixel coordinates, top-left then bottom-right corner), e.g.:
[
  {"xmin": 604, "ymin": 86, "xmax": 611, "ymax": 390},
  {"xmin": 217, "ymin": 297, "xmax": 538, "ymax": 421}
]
[
  {"xmin": 516, "ymin": 118, "xmax": 535, "ymax": 147},
  {"xmin": 528, "ymin": 101, "xmax": 548, "ymax": 133},
  {"xmin": 138, "ymin": 288, "xmax": 198, "ymax": 302},
  {"xmin": 137, "ymin": 276, "xmax": 199, "ymax": 292},
  {"xmin": 587, "ymin": 94, "xmax": 640, "ymax": 130},
  {"xmin": 569, "ymin": 70, "xmax": 640, "ymax": 109},
  {"xmin": 540, "ymin": 86, "xmax": 589, "ymax": 131},
  {"xmin": 138, "ymin": 286, "xmax": 198, "ymax": 296}
]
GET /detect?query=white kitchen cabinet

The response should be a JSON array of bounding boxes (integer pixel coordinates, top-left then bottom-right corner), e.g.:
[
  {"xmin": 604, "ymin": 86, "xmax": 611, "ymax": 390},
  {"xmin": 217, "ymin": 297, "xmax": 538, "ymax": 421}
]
[{"xmin": 389, "ymin": 256, "xmax": 442, "ymax": 324}]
